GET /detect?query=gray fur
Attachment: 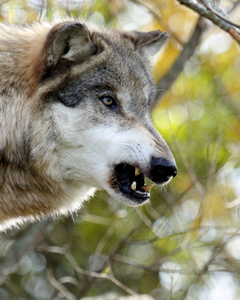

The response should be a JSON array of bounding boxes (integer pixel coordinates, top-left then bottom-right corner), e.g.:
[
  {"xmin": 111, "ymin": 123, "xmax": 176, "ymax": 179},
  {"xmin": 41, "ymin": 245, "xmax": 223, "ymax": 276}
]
[{"xmin": 0, "ymin": 20, "xmax": 175, "ymax": 230}]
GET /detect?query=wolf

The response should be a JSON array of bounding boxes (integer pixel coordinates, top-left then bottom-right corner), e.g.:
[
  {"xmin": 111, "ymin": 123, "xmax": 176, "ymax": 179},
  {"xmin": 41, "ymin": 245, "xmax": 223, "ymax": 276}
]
[{"xmin": 0, "ymin": 20, "xmax": 177, "ymax": 230}]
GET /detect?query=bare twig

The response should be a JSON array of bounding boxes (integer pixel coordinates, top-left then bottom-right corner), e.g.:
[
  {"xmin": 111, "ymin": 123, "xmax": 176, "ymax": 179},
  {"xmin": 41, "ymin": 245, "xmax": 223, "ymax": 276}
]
[
  {"xmin": 114, "ymin": 254, "xmax": 198, "ymax": 274},
  {"xmin": 59, "ymin": 276, "xmax": 79, "ymax": 287},
  {"xmin": 78, "ymin": 227, "xmax": 140, "ymax": 298},
  {"xmin": 228, "ymin": 0, "xmax": 240, "ymax": 13},
  {"xmin": 39, "ymin": 0, "xmax": 47, "ymax": 21},
  {"xmin": 47, "ymin": 269, "xmax": 77, "ymax": 300},
  {"xmin": 152, "ymin": 18, "xmax": 205, "ymax": 108},
  {"xmin": 136, "ymin": 207, "xmax": 153, "ymax": 228},
  {"xmin": 38, "ymin": 244, "xmax": 138, "ymax": 297},
  {"xmin": 226, "ymin": 197, "xmax": 240, "ymax": 209},
  {"xmin": 90, "ymin": 221, "xmax": 117, "ymax": 271},
  {"xmin": 72, "ymin": 262, "xmax": 138, "ymax": 297},
  {"xmin": 131, "ymin": 0, "xmax": 184, "ymax": 46},
  {"xmin": 199, "ymin": 0, "xmax": 240, "ymax": 29},
  {"xmin": 0, "ymin": 0, "xmax": 10, "ymax": 5},
  {"xmin": 177, "ymin": 0, "xmax": 240, "ymax": 44}
]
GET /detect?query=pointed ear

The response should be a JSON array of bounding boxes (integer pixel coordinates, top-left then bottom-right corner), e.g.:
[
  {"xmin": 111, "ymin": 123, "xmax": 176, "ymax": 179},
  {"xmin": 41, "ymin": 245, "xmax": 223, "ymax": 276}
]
[
  {"xmin": 124, "ymin": 30, "xmax": 169, "ymax": 58},
  {"xmin": 44, "ymin": 22, "xmax": 96, "ymax": 70}
]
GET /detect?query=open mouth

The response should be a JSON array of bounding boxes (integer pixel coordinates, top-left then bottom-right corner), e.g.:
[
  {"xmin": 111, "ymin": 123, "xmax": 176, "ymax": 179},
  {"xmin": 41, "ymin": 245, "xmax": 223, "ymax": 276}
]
[{"xmin": 113, "ymin": 163, "xmax": 154, "ymax": 203}]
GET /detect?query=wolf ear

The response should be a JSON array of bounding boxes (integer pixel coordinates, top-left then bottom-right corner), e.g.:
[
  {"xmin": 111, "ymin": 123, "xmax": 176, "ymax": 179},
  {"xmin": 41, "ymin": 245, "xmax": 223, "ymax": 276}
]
[
  {"xmin": 125, "ymin": 30, "xmax": 169, "ymax": 58},
  {"xmin": 44, "ymin": 22, "xmax": 96, "ymax": 71}
]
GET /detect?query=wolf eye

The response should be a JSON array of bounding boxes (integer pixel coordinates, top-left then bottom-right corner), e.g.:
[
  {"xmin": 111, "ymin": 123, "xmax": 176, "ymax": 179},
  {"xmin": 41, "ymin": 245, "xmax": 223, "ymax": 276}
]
[
  {"xmin": 99, "ymin": 96, "xmax": 117, "ymax": 109},
  {"xmin": 102, "ymin": 97, "xmax": 113, "ymax": 106}
]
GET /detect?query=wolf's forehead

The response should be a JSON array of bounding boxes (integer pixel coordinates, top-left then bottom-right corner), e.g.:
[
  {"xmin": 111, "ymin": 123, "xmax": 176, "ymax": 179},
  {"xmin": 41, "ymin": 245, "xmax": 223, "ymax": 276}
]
[
  {"xmin": 102, "ymin": 48, "xmax": 153, "ymax": 94},
  {"xmin": 109, "ymin": 49, "xmax": 151, "ymax": 82},
  {"xmin": 109, "ymin": 59, "xmax": 154, "ymax": 108}
]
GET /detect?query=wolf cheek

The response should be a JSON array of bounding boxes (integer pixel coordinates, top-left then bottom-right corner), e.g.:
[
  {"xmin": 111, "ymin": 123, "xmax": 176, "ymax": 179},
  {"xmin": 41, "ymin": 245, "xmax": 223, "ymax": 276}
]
[{"xmin": 60, "ymin": 123, "xmax": 177, "ymax": 207}]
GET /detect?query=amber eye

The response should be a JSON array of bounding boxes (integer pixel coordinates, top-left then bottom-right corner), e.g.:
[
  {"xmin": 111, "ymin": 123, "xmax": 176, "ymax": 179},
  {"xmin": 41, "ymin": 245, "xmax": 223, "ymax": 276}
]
[
  {"xmin": 99, "ymin": 95, "xmax": 118, "ymax": 109},
  {"xmin": 101, "ymin": 96, "xmax": 114, "ymax": 106}
]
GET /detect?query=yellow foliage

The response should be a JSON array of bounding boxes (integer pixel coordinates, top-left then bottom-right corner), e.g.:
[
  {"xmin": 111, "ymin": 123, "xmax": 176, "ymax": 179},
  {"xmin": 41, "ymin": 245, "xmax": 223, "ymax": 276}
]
[
  {"xmin": 202, "ymin": 186, "xmax": 234, "ymax": 221},
  {"xmin": 173, "ymin": 174, "xmax": 192, "ymax": 193}
]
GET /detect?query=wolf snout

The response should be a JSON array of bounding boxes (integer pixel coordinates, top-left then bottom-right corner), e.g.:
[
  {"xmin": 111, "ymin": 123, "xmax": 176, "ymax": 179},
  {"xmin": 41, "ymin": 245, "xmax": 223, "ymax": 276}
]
[{"xmin": 150, "ymin": 157, "xmax": 177, "ymax": 184}]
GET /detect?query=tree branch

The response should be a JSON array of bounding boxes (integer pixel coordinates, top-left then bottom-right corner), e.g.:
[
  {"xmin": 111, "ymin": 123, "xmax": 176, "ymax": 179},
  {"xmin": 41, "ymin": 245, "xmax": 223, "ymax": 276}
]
[
  {"xmin": 131, "ymin": 0, "xmax": 184, "ymax": 46},
  {"xmin": 152, "ymin": 18, "xmax": 205, "ymax": 109},
  {"xmin": 47, "ymin": 268, "xmax": 77, "ymax": 300},
  {"xmin": 199, "ymin": 0, "xmax": 240, "ymax": 29},
  {"xmin": 177, "ymin": 0, "xmax": 240, "ymax": 44},
  {"xmin": 38, "ymin": 242, "xmax": 139, "ymax": 298},
  {"xmin": 228, "ymin": 0, "xmax": 240, "ymax": 14}
]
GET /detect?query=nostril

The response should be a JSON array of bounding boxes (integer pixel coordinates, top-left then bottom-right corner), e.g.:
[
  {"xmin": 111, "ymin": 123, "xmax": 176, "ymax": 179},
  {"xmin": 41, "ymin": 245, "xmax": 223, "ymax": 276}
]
[{"xmin": 151, "ymin": 157, "xmax": 177, "ymax": 184}]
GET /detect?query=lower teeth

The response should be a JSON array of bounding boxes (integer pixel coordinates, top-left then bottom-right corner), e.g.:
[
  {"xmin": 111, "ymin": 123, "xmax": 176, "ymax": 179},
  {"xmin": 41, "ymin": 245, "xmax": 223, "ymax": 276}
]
[
  {"xmin": 131, "ymin": 181, "xmax": 153, "ymax": 194},
  {"xmin": 131, "ymin": 181, "xmax": 137, "ymax": 190},
  {"xmin": 141, "ymin": 183, "xmax": 154, "ymax": 192}
]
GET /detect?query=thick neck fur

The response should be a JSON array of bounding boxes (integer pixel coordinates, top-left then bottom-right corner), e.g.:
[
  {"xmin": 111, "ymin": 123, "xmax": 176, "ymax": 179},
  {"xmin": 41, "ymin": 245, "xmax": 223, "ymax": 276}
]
[
  {"xmin": 0, "ymin": 23, "xmax": 50, "ymax": 93},
  {"xmin": 0, "ymin": 23, "xmax": 69, "ymax": 229},
  {"xmin": 0, "ymin": 22, "xmax": 100, "ymax": 230},
  {"xmin": 0, "ymin": 23, "xmax": 49, "ymax": 164}
]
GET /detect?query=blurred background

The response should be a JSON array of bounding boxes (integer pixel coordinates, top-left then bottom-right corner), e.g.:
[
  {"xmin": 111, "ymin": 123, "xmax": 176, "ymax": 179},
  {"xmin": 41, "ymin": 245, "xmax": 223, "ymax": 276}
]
[{"xmin": 0, "ymin": 0, "xmax": 239, "ymax": 299}]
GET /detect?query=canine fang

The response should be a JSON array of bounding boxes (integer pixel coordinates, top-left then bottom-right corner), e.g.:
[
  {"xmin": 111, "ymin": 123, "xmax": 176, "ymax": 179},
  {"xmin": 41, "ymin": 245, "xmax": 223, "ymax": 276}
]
[
  {"xmin": 131, "ymin": 182, "xmax": 137, "ymax": 191},
  {"xmin": 141, "ymin": 183, "xmax": 154, "ymax": 192},
  {"xmin": 135, "ymin": 167, "xmax": 141, "ymax": 176}
]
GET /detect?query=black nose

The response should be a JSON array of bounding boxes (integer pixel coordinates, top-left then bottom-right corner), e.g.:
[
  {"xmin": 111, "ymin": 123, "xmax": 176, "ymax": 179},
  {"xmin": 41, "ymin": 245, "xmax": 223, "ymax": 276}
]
[{"xmin": 150, "ymin": 157, "xmax": 177, "ymax": 184}]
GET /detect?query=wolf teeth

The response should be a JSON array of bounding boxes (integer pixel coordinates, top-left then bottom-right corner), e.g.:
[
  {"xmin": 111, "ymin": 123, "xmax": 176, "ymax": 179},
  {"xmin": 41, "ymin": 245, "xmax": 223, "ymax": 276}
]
[
  {"xmin": 141, "ymin": 183, "xmax": 153, "ymax": 192},
  {"xmin": 131, "ymin": 181, "xmax": 137, "ymax": 190},
  {"xmin": 135, "ymin": 167, "xmax": 141, "ymax": 176}
]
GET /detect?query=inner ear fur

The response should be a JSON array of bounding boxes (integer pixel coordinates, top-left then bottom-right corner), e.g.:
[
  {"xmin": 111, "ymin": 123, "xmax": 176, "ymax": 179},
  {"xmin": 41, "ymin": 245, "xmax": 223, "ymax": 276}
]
[
  {"xmin": 123, "ymin": 30, "xmax": 169, "ymax": 58},
  {"xmin": 41, "ymin": 22, "xmax": 97, "ymax": 80}
]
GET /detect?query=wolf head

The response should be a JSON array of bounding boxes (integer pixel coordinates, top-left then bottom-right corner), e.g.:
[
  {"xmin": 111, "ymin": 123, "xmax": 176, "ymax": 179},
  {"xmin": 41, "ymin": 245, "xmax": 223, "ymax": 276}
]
[{"xmin": 32, "ymin": 21, "xmax": 177, "ymax": 208}]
